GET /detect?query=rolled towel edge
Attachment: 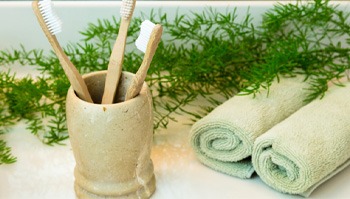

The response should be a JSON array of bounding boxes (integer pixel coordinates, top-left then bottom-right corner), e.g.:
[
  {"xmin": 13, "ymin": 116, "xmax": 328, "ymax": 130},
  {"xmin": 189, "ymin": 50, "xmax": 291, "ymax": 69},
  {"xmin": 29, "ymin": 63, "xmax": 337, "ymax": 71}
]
[
  {"xmin": 195, "ymin": 150, "xmax": 255, "ymax": 179},
  {"xmin": 190, "ymin": 120, "xmax": 255, "ymax": 162},
  {"xmin": 253, "ymin": 138, "xmax": 350, "ymax": 197},
  {"xmin": 252, "ymin": 138, "xmax": 310, "ymax": 195}
]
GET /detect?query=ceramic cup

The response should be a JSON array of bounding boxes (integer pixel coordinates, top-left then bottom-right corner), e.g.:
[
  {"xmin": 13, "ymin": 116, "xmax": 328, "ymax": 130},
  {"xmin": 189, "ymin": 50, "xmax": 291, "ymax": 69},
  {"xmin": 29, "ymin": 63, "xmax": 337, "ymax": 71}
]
[{"xmin": 66, "ymin": 71, "xmax": 155, "ymax": 198}]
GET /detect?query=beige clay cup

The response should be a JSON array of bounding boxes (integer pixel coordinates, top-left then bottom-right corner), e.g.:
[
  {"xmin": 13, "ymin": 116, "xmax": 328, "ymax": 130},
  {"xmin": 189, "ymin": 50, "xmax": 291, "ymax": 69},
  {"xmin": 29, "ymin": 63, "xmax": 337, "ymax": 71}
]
[{"xmin": 66, "ymin": 71, "xmax": 155, "ymax": 198}]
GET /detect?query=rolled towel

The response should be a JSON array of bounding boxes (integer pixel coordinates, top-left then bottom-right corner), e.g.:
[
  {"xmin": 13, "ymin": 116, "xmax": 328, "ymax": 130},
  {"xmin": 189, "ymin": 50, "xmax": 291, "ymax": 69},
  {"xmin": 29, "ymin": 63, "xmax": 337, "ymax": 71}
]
[
  {"xmin": 189, "ymin": 75, "xmax": 311, "ymax": 178},
  {"xmin": 252, "ymin": 82, "xmax": 350, "ymax": 196}
]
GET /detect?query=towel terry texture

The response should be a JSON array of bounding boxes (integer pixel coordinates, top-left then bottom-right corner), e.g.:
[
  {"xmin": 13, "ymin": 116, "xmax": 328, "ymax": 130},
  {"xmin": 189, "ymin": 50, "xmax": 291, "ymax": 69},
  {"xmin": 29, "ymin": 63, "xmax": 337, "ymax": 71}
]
[
  {"xmin": 252, "ymin": 82, "xmax": 350, "ymax": 197},
  {"xmin": 189, "ymin": 75, "xmax": 311, "ymax": 178}
]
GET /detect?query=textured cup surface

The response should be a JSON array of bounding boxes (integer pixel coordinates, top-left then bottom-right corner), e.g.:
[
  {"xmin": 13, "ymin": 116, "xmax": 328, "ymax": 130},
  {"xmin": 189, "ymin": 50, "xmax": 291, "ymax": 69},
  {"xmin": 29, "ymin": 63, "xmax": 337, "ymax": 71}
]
[{"xmin": 66, "ymin": 71, "xmax": 155, "ymax": 198}]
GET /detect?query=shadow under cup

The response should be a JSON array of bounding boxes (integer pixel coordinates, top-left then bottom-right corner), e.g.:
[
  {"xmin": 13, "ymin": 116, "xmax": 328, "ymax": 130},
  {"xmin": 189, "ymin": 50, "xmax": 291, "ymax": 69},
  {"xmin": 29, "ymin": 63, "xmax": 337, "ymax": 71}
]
[{"xmin": 66, "ymin": 71, "xmax": 156, "ymax": 198}]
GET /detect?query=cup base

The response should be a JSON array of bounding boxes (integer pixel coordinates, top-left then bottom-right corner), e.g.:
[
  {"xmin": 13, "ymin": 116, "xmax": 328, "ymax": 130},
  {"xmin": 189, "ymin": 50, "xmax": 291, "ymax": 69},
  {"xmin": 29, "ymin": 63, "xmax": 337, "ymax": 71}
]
[{"xmin": 74, "ymin": 174, "xmax": 156, "ymax": 199}]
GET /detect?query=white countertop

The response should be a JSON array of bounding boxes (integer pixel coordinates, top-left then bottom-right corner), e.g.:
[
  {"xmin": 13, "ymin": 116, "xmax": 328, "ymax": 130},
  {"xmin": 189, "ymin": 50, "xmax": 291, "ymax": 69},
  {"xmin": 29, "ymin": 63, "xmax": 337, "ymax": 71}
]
[{"xmin": 1, "ymin": 117, "xmax": 350, "ymax": 199}]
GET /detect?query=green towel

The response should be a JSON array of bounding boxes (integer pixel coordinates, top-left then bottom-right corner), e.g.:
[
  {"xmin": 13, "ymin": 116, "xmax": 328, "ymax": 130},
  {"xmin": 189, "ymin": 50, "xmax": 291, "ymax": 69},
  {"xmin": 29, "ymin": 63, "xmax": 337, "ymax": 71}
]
[
  {"xmin": 252, "ymin": 82, "xmax": 350, "ymax": 197},
  {"xmin": 189, "ymin": 75, "xmax": 311, "ymax": 178}
]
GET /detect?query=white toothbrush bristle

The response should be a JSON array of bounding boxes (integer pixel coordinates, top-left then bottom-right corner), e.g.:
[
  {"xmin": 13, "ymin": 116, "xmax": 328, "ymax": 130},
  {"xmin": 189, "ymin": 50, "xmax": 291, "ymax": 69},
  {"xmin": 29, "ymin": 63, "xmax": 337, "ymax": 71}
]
[
  {"xmin": 135, "ymin": 20, "xmax": 156, "ymax": 53},
  {"xmin": 120, "ymin": 0, "xmax": 134, "ymax": 19},
  {"xmin": 38, "ymin": 0, "xmax": 62, "ymax": 35}
]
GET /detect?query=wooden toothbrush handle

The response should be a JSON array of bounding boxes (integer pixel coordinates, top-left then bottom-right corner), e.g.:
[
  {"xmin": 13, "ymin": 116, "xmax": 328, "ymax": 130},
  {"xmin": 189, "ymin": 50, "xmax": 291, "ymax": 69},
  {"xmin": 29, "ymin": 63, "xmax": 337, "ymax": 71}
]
[
  {"xmin": 125, "ymin": 24, "xmax": 163, "ymax": 101},
  {"xmin": 51, "ymin": 38, "xmax": 93, "ymax": 103},
  {"xmin": 32, "ymin": 1, "xmax": 93, "ymax": 103},
  {"xmin": 101, "ymin": 19, "xmax": 130, "ymax": 104}
]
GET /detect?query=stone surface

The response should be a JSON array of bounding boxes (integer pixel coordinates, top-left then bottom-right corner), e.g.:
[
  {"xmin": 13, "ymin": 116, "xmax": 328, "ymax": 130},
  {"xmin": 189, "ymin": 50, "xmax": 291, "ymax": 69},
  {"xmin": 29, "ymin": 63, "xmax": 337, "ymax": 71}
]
[{"xmin": 66, "ymin": 71, "xmax": 155, "ymax": 198}]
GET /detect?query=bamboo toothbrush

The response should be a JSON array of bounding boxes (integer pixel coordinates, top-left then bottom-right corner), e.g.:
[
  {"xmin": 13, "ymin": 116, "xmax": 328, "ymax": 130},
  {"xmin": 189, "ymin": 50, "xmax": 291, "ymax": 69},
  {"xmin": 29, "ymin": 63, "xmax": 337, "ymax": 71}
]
[
  {"xmin": 32, "ymin": 0, "xmax": 93, "ymax": 103},
  {"xmin": 124, "ymin": 20, "xmax": 163, "ymax": 101},
  {"xmin": 101, "ymin": 0, "xmax": 136, "ymax": 104}
]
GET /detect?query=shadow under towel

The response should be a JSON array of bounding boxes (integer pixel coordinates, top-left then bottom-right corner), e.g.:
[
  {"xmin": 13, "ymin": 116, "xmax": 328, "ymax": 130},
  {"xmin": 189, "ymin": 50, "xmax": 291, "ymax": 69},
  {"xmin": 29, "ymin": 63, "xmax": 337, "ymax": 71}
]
[
  {"xmin": 252, "ymin": 82, "xmax": 350, "ymax": 197},
  {"xmin": 189, "ymin": 75, "xmax": 311, "ymax": 179}
]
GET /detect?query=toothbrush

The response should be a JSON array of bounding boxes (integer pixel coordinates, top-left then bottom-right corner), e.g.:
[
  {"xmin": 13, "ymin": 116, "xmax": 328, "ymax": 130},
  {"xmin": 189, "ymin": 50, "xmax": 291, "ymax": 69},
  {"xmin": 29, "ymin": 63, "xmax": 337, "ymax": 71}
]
[
  {"xmin": 124, "ymin": 20, "xmax": 163, "ymax": 101},
  {"xmin": 32, "ymin": 0, "xmax": 93, "ymax": 103},
  {"xmin": 101, "ymin": 0, "xmax": 136, "ymax": 104}
]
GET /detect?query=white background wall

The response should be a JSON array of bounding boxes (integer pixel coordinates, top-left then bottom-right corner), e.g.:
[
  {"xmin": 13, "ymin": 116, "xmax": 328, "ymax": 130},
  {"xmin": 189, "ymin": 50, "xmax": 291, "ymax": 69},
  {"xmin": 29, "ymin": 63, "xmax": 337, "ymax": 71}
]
[{"xmin": 0, "ymin": 1, "xmax": 349, "ymax": 52}]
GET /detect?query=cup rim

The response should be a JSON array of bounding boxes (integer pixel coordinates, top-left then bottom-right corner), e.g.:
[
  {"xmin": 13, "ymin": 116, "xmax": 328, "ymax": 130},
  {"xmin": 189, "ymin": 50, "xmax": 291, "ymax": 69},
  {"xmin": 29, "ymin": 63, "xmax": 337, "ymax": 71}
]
[{"xmin": 67, "ymin": 70, "xmax": 149, "ymax": 107}]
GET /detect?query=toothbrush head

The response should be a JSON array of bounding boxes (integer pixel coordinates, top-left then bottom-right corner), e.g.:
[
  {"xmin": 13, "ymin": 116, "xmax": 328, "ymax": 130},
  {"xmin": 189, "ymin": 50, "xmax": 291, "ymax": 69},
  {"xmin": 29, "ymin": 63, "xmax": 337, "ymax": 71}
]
[
  {"xmin": 120, "ymin": 0, "xmax": 136, "ymax": 20},
  {"xmin": 135, "ymin": 20, "xmax": 157, "ymax": 53},
  {"xmin": 38, "ymin": 0, "xmax": 62, "ymax": 35}
]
